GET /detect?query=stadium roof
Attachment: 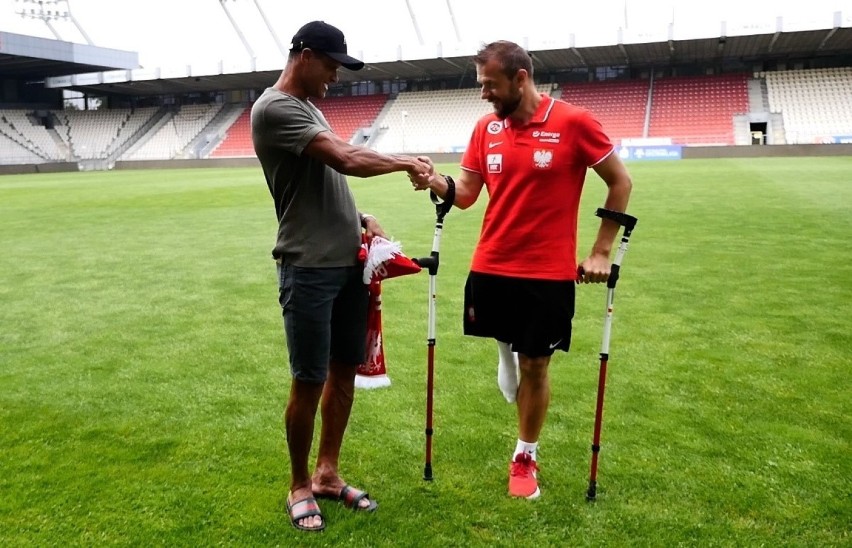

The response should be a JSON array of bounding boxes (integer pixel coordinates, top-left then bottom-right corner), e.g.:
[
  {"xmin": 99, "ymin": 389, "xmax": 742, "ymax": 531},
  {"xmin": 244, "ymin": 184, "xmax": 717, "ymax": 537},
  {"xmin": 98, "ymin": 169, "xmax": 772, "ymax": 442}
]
[
  {"xmin": 2, "ymin": 26, "xmax": 851, "ymax": 98},
  {"xmin": 0, "ymin": 31, "xmax": 137, "ymax": 79}
]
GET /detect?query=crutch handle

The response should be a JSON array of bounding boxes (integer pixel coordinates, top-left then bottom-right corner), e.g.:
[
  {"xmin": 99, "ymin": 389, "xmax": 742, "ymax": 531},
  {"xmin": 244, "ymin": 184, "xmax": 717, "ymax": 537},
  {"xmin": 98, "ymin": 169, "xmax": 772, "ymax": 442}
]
[
  {"xmin": 577, "ymin": 265, "xmax": 620, "ymax": 289},
  {"xmin": 412, "ymin": 253, "xmax": 438, "ymax": 275}
]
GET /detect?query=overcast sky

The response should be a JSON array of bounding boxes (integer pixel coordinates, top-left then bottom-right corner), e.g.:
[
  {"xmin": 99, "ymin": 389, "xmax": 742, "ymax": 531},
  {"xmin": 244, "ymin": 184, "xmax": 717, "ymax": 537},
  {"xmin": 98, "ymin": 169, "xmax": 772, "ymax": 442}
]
[{"xmin": 1, "ymin": 0, "xmax": 848, "ymax": 71}]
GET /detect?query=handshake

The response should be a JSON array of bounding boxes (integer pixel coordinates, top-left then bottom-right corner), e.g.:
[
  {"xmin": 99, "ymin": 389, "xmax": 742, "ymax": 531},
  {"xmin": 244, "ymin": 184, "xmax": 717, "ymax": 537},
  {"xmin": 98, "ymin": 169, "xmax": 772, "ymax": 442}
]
[{"xmin": 404, "ymin": 155, "xmax": 438, "ymax": 191}]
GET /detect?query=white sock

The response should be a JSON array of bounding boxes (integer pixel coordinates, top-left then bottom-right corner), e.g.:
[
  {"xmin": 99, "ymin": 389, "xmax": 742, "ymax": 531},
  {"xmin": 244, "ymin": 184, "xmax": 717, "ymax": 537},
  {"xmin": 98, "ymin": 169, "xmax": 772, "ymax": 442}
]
[
  {"xmin": 513, "ymin": 439, "xmax": 538, "ymax": 462},
  {"xmin": 497, "ymin": 341, "xmax": 519, "ymax": 403}
]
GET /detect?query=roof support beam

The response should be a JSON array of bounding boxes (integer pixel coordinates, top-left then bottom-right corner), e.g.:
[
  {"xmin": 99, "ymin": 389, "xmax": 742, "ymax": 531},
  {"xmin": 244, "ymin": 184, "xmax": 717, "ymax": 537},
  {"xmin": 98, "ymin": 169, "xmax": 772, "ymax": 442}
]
[
  {"xmin": 252, "ymin": 0, "xmax": 286, "ymax": 57},
  {"xmin": 446, "ymin": 0, "xmax": 461, "ymax": 42},
  {"xmin": 440, "ymin": 57, "xmax": 463, "ymax": 70},
  {"xmin": 569, "ymin": 34, "xmax": 587, "ymax": 66},
  {"xmin": 218, "ymin": 0, "xmax": 255, "ymax": 63},
  {"xmin": 768, "ymin": 17, "xmax": 782, "ymax": 53},
  {"xmin": 817, "ymin": 12, "xmax": 841, "ymax": 51},
  {"xmin": 405, "ymin": 0, "xmax": 425, "ymax": 46},
  {"xmin": 617, "ymin": 28, "xmax": 630, "ymax": 64},
  {"xmin": 668, "ymin": 22, "xmax": 675, "ymax": 60}
]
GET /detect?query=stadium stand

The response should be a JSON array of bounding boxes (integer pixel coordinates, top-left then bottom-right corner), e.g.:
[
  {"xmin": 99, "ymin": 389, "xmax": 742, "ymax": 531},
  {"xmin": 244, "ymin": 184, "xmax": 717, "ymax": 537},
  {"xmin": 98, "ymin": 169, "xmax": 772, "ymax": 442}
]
[
  {"xmin": 123, "ymin": 104, "xmax": 224, "ymax": 160},
  {"xmin": 10, "ymin": 69, "xmax": 848, "ymax": 162},
  {"xmin": 559, "ymin": 80, "xmax": 649, "ymax": 144},
  {"xmin": 0, "ymin": 130, "xmax": 45, "ymax": 164},
  {"xmin": 372, "ymin": 84, "xmax": 554, "ymax": 154},
  {"xmin": 54, "ymin": 107, "xmax": 161, "ymax": 161},
  {"xmin": 0, "ymin": 2, "xmax": 850, "ymax": 171},
  {"xmin": 2, "ymin": 68, "xmax": 850, "ymax": 165},
  {"xmin": 312, "ymin": 94, "xmax": 389, "ymax": 143},
  {"xmin": 764, "ymin": 67, "xmax": 852, "ymax": 144},
  {"xmin": 210, "ymin": 94, "xmax": 390, "ymax": 158},
  {"xmin": 648, "ymin": 74, "xmax": 750, "ymax": 145},
  {"xmin": 0, "ymin": 109, "xmax": 62, "ymax": 161},
  {"xmin": 209, "ymin": 107, "xmax": 253, "ymax": 158}
]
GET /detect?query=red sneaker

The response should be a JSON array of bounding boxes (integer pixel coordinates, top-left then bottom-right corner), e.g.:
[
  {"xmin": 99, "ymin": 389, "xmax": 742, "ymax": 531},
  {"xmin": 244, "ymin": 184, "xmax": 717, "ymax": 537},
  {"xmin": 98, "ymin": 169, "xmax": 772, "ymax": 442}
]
[{"xmin": 508, "ymin": 453, "xmax": 540, "ymax": 499}]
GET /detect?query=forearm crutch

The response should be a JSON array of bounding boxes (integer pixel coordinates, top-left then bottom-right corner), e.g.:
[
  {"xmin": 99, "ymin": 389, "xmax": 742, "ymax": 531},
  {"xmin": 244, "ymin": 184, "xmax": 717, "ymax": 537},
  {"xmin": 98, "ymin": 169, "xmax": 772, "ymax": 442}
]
[
  {"xmin": 586, "ymin": 207, "xmax": 638, "ymax": 501},
  {"xmin": 413, "ymin": 178, "xmax": 455, "ymax": 481}
]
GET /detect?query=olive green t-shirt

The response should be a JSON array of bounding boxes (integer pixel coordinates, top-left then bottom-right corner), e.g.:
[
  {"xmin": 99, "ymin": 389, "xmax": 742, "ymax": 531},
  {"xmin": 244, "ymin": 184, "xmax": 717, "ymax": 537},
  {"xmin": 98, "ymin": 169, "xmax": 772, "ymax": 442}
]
[{"xmin": 251, "ymin": 88, "xmax": 360, "ymax": 267}]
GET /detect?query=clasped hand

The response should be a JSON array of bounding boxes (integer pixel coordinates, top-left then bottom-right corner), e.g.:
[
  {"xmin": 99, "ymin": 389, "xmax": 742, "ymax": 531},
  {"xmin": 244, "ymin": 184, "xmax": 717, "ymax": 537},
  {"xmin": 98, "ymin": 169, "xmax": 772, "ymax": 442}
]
[{"xmin": 407, "ymin": 155, "xmax": 435, "ymax": 191}]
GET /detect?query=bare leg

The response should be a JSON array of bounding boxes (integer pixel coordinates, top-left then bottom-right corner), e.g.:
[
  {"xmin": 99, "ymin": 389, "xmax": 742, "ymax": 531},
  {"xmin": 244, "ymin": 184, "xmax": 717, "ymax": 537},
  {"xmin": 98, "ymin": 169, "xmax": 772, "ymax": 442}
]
[
  {"xmin": 285, "ymin": 378, "xmax": 324, "ymax": 529},
  {"xmin": 313, "ymin": 359, "xmax": 356, "ymax": 486},
  {"xmin": 516, "ymin": 354, "xmax": 551, "ymax": 443},
  {"xmin": 310, "ymin": 360, "xmax": 374, "ymax": 509}
]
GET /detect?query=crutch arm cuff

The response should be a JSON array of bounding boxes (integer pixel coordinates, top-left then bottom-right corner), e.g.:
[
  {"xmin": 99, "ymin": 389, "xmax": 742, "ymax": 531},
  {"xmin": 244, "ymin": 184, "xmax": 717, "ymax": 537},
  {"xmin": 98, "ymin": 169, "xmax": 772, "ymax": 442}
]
[
  {"xmin": 430, "ymin": 175, "xmax": 455, "ymax": 220},
  {"xmin": 596, "ymin": 208, "xmax": 638, "ymax": 231}
]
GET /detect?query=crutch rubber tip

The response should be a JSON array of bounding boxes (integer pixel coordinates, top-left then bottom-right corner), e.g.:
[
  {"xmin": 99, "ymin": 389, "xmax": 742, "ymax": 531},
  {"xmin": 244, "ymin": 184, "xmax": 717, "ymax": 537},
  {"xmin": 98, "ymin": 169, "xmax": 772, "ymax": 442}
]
[
  {"xmin": 586, "ymin": 482, "xmax": 597, "ymax": 501},
  {"xmin": 423, "ymin": 464, "xmax": 433, "ymax": 481}
]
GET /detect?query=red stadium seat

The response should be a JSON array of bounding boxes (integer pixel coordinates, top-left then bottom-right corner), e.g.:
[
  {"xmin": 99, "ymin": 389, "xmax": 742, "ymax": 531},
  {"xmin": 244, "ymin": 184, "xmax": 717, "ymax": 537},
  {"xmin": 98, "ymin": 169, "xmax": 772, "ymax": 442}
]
[{"xmin": 210, "ymin": 94, "xmax": 390, "ymax": 158}]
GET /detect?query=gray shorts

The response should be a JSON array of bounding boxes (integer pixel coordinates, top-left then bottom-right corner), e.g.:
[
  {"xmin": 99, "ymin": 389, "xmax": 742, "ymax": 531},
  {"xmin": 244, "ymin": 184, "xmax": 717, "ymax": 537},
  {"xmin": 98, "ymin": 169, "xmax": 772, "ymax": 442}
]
[{"xmin": 277, "ymin": 262, "xmax": 369, "ymax": 383}]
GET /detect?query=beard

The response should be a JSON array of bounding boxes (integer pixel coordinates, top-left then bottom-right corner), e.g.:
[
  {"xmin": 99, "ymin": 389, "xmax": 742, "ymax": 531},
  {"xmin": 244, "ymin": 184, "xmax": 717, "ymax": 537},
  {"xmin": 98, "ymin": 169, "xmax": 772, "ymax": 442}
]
[{"xmin": 493, "ymin": 89, "xmax": 522, "ymax": 119}]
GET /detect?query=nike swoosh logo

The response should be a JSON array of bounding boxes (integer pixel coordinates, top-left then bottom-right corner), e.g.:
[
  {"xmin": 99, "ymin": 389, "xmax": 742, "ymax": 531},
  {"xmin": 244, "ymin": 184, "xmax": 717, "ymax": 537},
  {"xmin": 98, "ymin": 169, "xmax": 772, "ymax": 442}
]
[
  {"xmin": 549, "ymin": 339, "xmax": 562, "ymax": 349},
  {"xmin": 488, "ymin": 142, "xmax": 503, "ymax": 149}
]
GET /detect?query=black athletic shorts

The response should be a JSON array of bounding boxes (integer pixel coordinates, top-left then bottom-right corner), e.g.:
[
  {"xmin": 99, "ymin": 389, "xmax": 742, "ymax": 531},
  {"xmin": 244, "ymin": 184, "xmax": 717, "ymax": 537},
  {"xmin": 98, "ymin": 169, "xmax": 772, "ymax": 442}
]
[{"xmin": 463, "ymin": 271, "xmax": 575, "ymax": 358}]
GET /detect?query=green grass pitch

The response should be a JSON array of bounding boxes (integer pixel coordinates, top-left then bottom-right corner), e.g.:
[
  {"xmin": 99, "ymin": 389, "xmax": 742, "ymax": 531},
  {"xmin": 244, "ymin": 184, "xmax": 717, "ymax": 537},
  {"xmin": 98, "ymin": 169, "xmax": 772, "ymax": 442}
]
[{"xmin": 1, "ymin": 157, "xmax": 850, "ymax": 546}]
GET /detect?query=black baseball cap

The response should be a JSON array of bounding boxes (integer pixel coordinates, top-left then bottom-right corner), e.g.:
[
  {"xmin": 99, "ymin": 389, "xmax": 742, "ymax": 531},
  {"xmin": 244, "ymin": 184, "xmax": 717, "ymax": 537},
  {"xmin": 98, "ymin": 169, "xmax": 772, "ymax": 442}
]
[{"xmin": 290, "ymin": 21, "xmax": 364, "ymax": 71}]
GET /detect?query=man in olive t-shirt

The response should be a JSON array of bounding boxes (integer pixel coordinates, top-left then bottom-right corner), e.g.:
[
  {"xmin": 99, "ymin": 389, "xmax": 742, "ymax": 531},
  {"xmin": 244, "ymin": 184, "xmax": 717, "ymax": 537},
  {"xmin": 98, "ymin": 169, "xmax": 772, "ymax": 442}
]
[{"xmin": 251, "ymin": 20, "xmax": 431, "ymax": 533}]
